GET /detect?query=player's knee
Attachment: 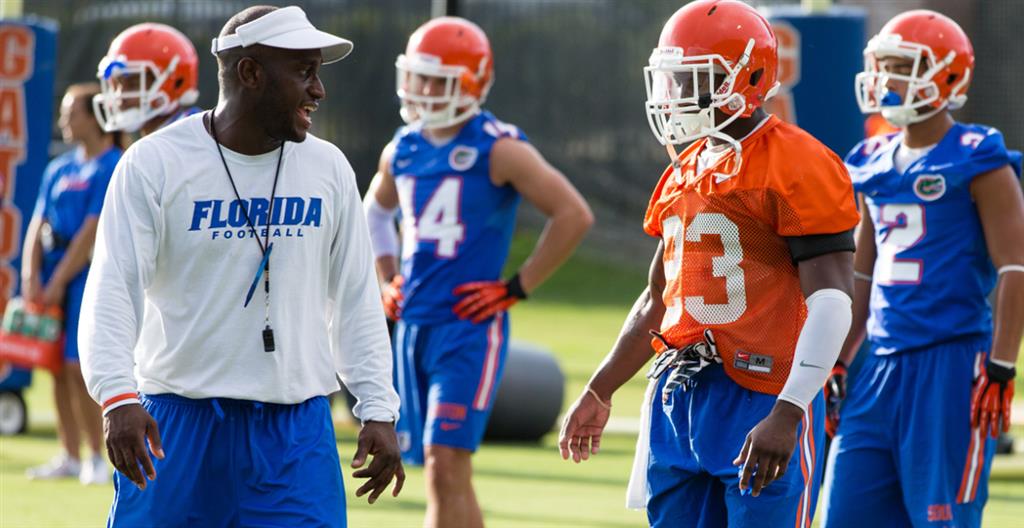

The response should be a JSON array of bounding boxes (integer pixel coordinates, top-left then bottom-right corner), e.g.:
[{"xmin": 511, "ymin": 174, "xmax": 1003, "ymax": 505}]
[{"xmin": 424, "ymin": 446, "xmax": 471, "ymax": 492}]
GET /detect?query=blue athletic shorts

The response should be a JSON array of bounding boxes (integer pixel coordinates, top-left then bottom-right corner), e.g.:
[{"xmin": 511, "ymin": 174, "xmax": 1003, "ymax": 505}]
[
  {"xmin": 108, "ymin": 393, "xmax": 346, "ymax": 528},
  {"xmin": 392, "ymin": 312, "xmax": 509, "ymax": 465},
  {"xmin": 822, "ymin": 337, "xmax": 995, "ymax": 528},
  {"xmin": 646, "ymin": 364, "xmax": 825, "ymax": 528}
]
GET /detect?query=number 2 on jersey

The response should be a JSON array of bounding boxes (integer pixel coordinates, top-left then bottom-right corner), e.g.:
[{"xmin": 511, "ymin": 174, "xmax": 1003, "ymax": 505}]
[
  {"xmin": 662, "ymin": 213, "xmax": 747, "ymax": 325},
  {"xmin": 397, "ymin": 176, "xmax": 466, "ymax": 259},
  {"xmin": 875, "ymin": 204, "xmax": 925, "ymax": 284}
]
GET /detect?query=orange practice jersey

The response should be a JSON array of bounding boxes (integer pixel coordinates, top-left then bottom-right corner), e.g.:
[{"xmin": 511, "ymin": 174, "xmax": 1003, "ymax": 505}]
[
  {"xmin": 865, "ymin": 113, "xmax": 900, "ymax": 138},
  {"xmin": 643, "ymin": 116, "xmax": 859, "ymax": 395}
]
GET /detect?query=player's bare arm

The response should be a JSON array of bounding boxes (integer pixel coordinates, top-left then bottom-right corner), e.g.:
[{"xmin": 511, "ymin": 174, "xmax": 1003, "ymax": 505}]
[
  {"xmin": 973, "ymin": 165, "xmax": 1024, "ymax": 365},
  {"xmin": 559, "ymin": 243, "xmax": 666, "ymax": 463},
  {"xmin": 971, "ymin": 164, "xmax": 1024, "ymax": 436},
  {"xmin": 451, "ymin": 138, "xmax": 592, "ymax": 324},
  {"xmin": 735, "ymin": 250, "xmax": 853, "ymax": 497},
  {"xmin": 826, "ymin": 193, "xmax": 875, "ymax": 435},
  {"xmin": 489, "ymin": 137, "xmax": 594, "ymax": 293},
  {"xmin": 838, "ymin": 193, "xmax": 875, "ymax": 367}
]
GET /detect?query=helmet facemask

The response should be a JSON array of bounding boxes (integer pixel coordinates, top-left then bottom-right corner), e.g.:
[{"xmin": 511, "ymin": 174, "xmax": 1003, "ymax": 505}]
[
  {"xmin": 93, "ymin": 54, "xmax": 194, "ymax": 133},
  {"xmin": 395, "ymin": 52, "xmax": 489, "ymax": 130},
  {"xmin": 644, "ymin": 39, "xmax": 758, "ymax": 181},
  {"xmin": 855, "ymin": 34, "xmax": 970, "ymax": 127}
]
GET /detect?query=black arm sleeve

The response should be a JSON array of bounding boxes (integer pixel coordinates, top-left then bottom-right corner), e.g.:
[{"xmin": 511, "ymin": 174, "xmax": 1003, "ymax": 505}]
[{"xmin": 785, "ymin": 229, "xmax": 855, "ymax": 263}]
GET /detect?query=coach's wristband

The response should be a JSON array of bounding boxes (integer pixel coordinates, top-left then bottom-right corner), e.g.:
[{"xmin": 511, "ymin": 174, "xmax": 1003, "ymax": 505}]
[{"xmin": 101, "ymin": 392, "xmax": 141, "ymax": 416}]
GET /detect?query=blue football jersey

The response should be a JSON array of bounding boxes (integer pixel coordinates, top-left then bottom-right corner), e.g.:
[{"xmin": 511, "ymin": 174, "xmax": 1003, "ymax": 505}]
[
  {"xmin": 34, "ymin": 146, "xmax": 122, "ymax": 246},
  {"xmin": 845, "ymin": 123, "xmax": 1022, "ymax": 354},
  {"xmin": 392, "ymin": 111, "xmax": 525, "ymax": 324}
]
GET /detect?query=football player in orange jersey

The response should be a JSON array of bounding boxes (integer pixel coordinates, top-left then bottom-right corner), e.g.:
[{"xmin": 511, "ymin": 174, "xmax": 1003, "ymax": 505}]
[
  {"xmin": 559, "ymin": 1, "xmax": 859, "ymax": 526},
  {"xmin": 93, "ymin": 23, "xmax": 201, "ymax": 137}
]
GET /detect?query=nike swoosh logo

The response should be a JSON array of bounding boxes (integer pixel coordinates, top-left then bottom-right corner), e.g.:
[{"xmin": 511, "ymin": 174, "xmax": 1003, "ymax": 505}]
[{"xmin": 799, "ymin": 360, "xmax": 824, "ymax": 369}]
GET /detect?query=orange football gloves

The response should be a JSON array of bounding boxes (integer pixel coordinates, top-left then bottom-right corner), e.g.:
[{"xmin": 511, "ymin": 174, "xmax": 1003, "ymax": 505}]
[
  {"xmin": 381, "ymin": 275, "xmax": 404, "ymax": 321},
  {"xmin": 825, "ymin": 360, "xmax": 848, "ymax": 438},
  {"xmin": 452, "ymin": 274, "xmax": 528, "ymax": 324},
  {"xmin": 971, "ymin": 360, "xmax": 1015, "ymax": 438}
]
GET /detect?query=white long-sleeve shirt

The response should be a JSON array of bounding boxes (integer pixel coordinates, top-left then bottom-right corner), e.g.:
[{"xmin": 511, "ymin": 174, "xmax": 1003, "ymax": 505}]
[{"xmin": 79, "ymin": 113, "xmax": 399, "ymax": 423}]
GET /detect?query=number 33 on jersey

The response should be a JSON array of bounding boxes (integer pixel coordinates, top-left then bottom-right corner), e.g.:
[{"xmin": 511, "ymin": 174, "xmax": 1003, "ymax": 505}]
[{"xmin": 643, "ymin": 116, "xmax": 859, "ymax": 395}]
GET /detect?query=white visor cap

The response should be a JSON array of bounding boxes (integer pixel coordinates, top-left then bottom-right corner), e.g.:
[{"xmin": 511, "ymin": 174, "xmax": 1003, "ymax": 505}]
[{"xmin": 210, "ymin": 6, "xmax": 353, "ymax": 64}]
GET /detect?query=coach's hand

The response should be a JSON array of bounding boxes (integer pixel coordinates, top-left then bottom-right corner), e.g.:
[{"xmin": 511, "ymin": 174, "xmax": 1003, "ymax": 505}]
[
  {"xmin": 104, "ymin": 404, "xmax": 164, "ymax": 490},
  {"xmin": 352, "ymin": 421, "xmax": 405, "ymax": 504},
  {"xmin": 825, "ymin": 360, "xmax": 848, "ymax": 437},
  {"xmin": 452, "ymin": 274, "xmax": 528, "ymax": 324},
  {"xmin": 733, "ymin": 400, "xmax": 802, "ymax": 497},
  {"xmin": 559, "ymin": 386, "xmax": 612, "ymax": 463}
]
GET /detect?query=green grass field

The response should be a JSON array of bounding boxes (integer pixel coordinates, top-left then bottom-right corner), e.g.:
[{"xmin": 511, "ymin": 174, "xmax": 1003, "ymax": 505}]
[{"xmin": 1, "ymin": 233, "xmax": 1022, "ymax": 527}]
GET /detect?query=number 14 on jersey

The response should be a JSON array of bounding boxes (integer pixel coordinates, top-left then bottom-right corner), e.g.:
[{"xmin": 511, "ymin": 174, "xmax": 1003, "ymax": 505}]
[{"xmin": 397, "ymin": 176, "xmax": 466, "ymax": 259}]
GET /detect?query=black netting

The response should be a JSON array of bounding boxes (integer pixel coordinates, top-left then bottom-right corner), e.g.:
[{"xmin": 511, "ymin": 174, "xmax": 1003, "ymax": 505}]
[{"xmin": 26, "ymin": 0, "xmax": 1022, "ymax": 266}]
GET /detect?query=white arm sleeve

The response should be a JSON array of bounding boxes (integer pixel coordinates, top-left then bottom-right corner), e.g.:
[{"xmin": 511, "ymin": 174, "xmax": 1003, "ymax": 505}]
[
  {"xmin": 363, "ymin": 194, "xmax": 399, "ymax": 259},
  {"xmin": 777, "ymin": 288, "xmax": 853, "ymax": 410},
  {"xmin": 78, "ymin": 150, "xmax": 160, "ymax": 413},
  {"xmin": 330, "ymin": 159, "xmax": 401, "ymax": 423}
]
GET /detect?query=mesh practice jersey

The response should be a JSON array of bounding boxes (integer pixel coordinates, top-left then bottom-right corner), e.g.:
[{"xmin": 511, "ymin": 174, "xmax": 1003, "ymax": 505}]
[{"xmin": 643, "ymin": 116, "xmax": 859, "ymax": 394}]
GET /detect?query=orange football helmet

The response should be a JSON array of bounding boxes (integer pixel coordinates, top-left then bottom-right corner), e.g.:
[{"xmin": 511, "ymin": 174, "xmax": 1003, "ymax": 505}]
[
  {"xmin": 396, "ymin": 17, "xmax": 494, "ymax": 129},
  {"xmin": 855, "ymin": 10, "xmax": 974, "ymax": 126},
  {"xmin": 94, "ymin": 23, "xmax": 199, "ymax": 133},
  {"xmin": 644, "ymin": 0, "xmax": 779, "ymax": 157}
]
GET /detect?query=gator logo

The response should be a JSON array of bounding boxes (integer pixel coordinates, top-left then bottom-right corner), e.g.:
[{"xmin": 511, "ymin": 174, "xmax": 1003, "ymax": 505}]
[
  {"xmin": 913, "ymin": 174, "xmax": 946, "ymax": 201},
  {"xmin": 449, "ymin": 145, "xmax": 478, "ymax": 171}
]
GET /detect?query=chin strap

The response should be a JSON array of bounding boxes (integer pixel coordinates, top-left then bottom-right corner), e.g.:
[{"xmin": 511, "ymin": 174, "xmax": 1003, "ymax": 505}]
[
  {"xmin": 707, "ymin": 131, "xmax": 743, "ymax": 183},
  {"xmin": 665, "ymin": 143, "xmax": 684, "ymax": 183}
]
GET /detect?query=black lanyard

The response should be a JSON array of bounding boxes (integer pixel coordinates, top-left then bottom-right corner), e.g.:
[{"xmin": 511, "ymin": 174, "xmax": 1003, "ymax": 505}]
[{"xmin": 208, "ymin": 111, "xmax": 282, "ymax": 352}]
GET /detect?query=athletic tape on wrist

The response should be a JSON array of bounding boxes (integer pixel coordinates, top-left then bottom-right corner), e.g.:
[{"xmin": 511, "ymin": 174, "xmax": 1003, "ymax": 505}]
[{"xmin": 998, "ymin": 264, "xmax": 1024, "ymax": 276}]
